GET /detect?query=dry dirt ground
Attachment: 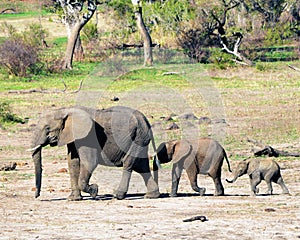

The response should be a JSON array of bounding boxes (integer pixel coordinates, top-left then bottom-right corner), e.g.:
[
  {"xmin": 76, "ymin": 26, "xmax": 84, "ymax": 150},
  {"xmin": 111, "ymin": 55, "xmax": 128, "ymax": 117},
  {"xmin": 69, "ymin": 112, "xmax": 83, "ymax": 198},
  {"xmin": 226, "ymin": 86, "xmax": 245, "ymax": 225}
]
[{"xmin": 0, "ymin": 127, "xmax": 299, "ymax": 240}]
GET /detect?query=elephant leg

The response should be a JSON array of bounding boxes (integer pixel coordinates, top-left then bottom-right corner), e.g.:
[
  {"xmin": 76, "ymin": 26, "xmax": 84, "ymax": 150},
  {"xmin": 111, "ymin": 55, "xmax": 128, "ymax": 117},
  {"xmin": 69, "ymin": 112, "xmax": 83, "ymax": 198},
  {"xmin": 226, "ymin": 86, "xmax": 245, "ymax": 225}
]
[
  {"xmin": 78, "ymin": 163, "xmax": 98, "ymax": 199},
  {"xmin": 67, "ymin": 145, "xmax": 82, "ymax": 201},
  {"xmin": 133, "ymin": 158, "xmax": 160, "ymax": 199},
  {"xmin": 265, "ymin": 180, "xmax": 273, "ymax": 195},
  {"xmin": 170, "ymin": 163, "xmax": 183, "ymax": 197},
  {"xmin": 276, "ymin": 176, "xmax": 289, "ymax": 194},
  {"xmin": 212, "ymin": 176, "xmax": 224, "ymax": 196},
  {"xmin": 250, "ymin": 173, "xmax": 261, "ymax": 196},
  {"xmin": 114, "ymin": 169, "xmax": 132, "ymax": 200},
  {"xmin": 186, "ymin": 167, "xmax": 205, "ymax": 196}
]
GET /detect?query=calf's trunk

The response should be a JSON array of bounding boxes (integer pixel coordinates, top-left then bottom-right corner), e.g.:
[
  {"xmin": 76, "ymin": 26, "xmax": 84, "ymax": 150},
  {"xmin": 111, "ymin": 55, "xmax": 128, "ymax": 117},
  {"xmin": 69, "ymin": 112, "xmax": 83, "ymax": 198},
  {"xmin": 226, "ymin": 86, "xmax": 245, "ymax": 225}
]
[{"xmin": 226, "ymin": 174, "xmax": 238, "ymax": 183}]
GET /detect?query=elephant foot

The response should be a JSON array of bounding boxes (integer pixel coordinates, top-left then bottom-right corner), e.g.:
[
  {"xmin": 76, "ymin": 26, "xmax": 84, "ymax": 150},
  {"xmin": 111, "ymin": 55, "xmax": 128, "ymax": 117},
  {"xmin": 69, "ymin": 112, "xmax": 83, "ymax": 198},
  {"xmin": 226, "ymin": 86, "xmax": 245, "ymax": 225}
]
[
  {"xmin": 199, "ymin": 188, "xmax": 206, "ymax": 196},
  {"xmin": 169, "ymin": 193, "xmax": 177, "ymax": 197},
  {"xmin": 144, "ymin": 190, "xmax": 160, "ymax": 199},
  {"xmin": 67, "ymin": 191, "xmax": 83, "ymax": 201},
  {"xmin": 88, "ymin": 184, "xmax": 98, "ymax": 199},
  {"xmin": 250, "ymin": 192, "xmax": 257, "ymax": 197},
  {"xmin": 214, "ymin": 189, "xmax": 224, "ymax": 196},
  {"xmin": 265, "ymin": 190, "xmax": 273, "ymax": 195},
  {"xmin": 250, "ymin": 187, "xmax": 259, "ymax": 196},
  {"xmin": 282, "ymin": 190, "xmax": 290, "ymax": 195},
  {"xmin": 114, "ymin": 190, "xmax": 127, "ymax": 200}
]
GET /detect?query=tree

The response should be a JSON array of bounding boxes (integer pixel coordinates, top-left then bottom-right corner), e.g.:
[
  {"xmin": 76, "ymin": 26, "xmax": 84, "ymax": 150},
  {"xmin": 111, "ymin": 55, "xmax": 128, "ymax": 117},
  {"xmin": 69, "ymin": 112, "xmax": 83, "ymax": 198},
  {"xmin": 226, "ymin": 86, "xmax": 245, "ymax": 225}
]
[
  {"xmin": 131, "ymin": 0, "xmax": 153, "ymax": 66},
  {"xmin": 133, "ymin": 2, "xmax": 153, "ymax": 66},
  {"xmin": 55, "ymin": 0, "xmax": 98, "ymax": 69},
  {"xmin": 243, "ymin": 0, "xmax": 287, "ymax": 24},
  {"xmin": 199, "ymin": 0, "xmax": 254, "ymax": 65}
]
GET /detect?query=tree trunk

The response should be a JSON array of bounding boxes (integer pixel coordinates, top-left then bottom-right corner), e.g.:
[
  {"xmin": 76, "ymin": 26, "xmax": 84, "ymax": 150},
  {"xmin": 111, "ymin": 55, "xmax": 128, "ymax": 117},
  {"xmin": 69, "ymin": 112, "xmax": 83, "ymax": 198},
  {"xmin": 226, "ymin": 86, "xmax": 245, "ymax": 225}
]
[
  {"xmin": 63, "ymin": 23, "xmax": 82, "ymax": 69},
  {"xmin": 135, "ymin": 6, "xmax": 153, "ymax": 66},
  {"xmin": 74, "ymin": 35, "xmax": 84, "ymax": 62},
  {"xmin": 59, "ymin": 0, "xmax": 97, "ymax": 69}
]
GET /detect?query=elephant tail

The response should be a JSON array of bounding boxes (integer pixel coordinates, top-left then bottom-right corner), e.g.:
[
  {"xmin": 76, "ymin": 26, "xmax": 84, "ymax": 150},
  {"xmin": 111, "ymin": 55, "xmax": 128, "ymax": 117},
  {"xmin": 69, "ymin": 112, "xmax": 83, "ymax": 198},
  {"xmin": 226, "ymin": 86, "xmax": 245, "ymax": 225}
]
[
  {"xmin": 223, "ymin": 150, "xmax": 232, "ymax": 172},
  {"xmin": 149, "ymin": 130, "xmax": 161, "ymax": 184},
  {"xmin": 150, "ymin": 130, "xmax": 161, "ymax": 170}
]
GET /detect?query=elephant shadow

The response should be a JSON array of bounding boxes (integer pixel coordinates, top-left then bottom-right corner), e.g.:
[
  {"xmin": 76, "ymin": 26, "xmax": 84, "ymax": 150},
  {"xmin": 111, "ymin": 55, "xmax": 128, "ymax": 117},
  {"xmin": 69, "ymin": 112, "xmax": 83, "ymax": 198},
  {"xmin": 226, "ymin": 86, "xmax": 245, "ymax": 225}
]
[
  {"xmin": 42, "ymin": 192, "xmax": 261, "ymax": 202},
  {"xmin": 42, "ymin": 192, "xmax": 213, "ymax": 202}
]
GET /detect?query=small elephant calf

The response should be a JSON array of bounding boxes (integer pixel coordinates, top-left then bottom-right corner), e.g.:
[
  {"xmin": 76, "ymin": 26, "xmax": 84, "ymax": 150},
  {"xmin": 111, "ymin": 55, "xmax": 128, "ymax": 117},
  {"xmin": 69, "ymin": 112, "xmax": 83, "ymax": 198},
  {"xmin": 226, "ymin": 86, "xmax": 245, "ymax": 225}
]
[
  {"xmin": 226, "ymin": 158, "xmax": 289, "ymax": 196},
  {"xmin": 154, "ymin": 138, "xmax": 231, "ymax": 197}
]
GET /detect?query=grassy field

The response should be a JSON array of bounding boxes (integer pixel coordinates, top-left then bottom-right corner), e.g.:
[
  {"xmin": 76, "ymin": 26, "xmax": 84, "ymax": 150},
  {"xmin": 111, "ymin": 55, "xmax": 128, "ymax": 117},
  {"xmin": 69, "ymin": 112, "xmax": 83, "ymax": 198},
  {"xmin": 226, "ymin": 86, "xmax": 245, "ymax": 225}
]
[{"xmin": 1, "ymin": 59, "xmax": 299, "ymax": 156}]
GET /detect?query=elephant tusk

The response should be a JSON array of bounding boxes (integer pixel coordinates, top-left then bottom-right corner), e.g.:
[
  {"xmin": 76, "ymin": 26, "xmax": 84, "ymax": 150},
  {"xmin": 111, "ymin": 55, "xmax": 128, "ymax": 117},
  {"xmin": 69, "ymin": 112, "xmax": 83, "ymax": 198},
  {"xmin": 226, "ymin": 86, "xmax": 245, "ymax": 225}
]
[
  {"xmin": 152, "ymin": 153, "xmax": 162, "ymax": 169},
  {"xmin": 27, "ymin": 145, "xmax": 41, "ymax": 152},
  {"xmin": 155, "ymin": 158, "xmax": 162, "ymax": 169}
]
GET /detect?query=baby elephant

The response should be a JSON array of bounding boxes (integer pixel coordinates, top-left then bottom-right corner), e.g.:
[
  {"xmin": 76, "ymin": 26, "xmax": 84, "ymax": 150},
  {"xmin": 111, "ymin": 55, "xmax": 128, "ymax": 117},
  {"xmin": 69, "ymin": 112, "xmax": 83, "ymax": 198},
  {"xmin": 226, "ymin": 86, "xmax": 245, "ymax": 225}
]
[
  {"xmin": 154, "ymin": 137, "xmax": 231, "ymax": 197},
  {"xmin": 226, "ymin": 158, "xmax": 289, "ymax": 196}
]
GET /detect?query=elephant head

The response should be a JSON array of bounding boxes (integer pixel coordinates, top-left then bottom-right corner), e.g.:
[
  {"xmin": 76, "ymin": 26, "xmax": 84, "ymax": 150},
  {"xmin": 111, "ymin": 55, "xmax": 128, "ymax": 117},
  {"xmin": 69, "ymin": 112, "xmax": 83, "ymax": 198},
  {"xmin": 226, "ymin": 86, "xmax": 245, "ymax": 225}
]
[
  {"xmin": 226, "ymin": 158, "xmax": 252, "ymax": 183},
  {"xmin": 30, "ymin": 107, "xmax": 94, "ymax": 198},
  {"xmin": 153, "ymin": 140, "xmax": 192, "ymax": 183}
]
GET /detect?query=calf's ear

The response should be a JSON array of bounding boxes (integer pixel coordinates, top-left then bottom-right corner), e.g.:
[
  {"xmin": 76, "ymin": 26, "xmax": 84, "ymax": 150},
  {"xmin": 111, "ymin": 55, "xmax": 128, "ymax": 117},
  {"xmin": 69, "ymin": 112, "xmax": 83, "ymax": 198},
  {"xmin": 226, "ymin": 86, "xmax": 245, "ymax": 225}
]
[{"xmin": 171, "ymin": 140, "xmax": 192, "ymax": 165}]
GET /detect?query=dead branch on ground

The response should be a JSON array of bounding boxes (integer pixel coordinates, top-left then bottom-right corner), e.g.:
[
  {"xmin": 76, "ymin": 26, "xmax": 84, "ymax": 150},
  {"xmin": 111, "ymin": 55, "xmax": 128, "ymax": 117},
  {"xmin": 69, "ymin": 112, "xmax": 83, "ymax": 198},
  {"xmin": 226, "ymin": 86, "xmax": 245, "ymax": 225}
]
[
  {"xmin": 247, "ymin": 138, "xmax": 300, "ymax": 157},
  {"xmin": 8, "ymin": 80, "xmax": 83, "ymax": 94},
  {"xmin": 288, "ymin": 64, "xmax": 300, "ymax": 72},
  {"xmin": 0, "ymin": 162, "xmax": 17, "ymax": 171}
]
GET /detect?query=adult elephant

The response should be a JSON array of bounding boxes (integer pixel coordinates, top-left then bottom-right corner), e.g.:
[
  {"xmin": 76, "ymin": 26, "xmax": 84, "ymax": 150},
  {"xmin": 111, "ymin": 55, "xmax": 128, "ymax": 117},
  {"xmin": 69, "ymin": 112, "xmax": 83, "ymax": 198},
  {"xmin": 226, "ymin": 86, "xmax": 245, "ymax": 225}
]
[
  {"xmin": 153, "ymin": 138, "xmax": 231, "ymax": 196},
  {"xmin": 30, "ymin": 106, "xmax": 161, "ymax": 200}
]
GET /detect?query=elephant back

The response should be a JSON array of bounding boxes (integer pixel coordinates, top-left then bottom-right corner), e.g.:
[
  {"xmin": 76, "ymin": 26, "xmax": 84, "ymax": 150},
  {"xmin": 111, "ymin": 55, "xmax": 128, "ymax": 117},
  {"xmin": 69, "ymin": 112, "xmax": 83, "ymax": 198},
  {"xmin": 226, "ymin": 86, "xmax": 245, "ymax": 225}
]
[
  {"xmin": 94, "ymin": 106, "xmax": 153, "ymax": 163},
  {"xmin": 194, "ymin": 138, "xmax": 225, "ymax": 175}
]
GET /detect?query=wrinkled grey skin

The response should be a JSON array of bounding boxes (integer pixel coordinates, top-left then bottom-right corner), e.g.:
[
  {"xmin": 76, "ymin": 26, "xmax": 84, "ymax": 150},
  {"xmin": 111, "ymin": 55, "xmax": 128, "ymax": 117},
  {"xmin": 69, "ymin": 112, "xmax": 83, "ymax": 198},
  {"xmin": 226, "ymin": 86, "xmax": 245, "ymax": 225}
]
[
  {"xmin": 226, "ymin": 158, "xmax": 289, "ymax": 196},
  {"xmin": 153, "ymin": 138, "xmax": 232, "ymax": 197},
  {"xmin": 31, "ymin": 106, "xmax": 160, "ymax": 200}
]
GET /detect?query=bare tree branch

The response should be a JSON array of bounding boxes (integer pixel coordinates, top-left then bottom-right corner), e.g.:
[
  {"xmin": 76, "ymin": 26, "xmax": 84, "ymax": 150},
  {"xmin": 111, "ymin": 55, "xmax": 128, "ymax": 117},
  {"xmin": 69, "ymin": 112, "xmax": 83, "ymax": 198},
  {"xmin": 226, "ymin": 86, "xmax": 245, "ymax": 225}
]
[
  {"xmin": 8, "ymin": 80, "xmax": 83, "ymax": 94},
  {"xmin": 288, "ymin": 64, "xmax": 300, "ymax": 72}
]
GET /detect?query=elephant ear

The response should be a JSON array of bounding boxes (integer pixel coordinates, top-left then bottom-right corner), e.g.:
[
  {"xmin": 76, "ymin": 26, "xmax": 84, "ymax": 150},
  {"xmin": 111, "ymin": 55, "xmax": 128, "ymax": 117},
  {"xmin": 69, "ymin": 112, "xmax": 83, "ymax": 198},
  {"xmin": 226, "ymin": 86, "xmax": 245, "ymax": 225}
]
[
  {"xmin": 171, "ymin": 140, "xmax": 193, "ymax": 166},
  {"xmin": 57, "ymin": 108, "xmax": 94, "ymax": 146},
  {"xmin": 246, "ymin": 158, "xmax": 258, "ymax": 175}
]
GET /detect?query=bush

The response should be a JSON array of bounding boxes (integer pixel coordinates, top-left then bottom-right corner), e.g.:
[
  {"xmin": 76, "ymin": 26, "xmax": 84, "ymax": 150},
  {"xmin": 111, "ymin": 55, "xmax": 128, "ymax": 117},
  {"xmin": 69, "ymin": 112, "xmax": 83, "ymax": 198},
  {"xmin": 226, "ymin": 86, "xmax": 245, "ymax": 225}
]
[
  {"xmin": 0, "ymin": 22, "xmax": 48, "ymax": 77},
  {"xmin": 0, "ymin": 102, "xmax": 24, "ymax": 125},
  {"xmin": 176, "ymin": 28, "xmax": 212, "ymax": 63},
  {"xmin": 208, "ymin": 48, "xmax": 236, "ymax": 69},
  {"xmin": 0, "ymin": 39, "xmax": 40, "ymax": 77}
]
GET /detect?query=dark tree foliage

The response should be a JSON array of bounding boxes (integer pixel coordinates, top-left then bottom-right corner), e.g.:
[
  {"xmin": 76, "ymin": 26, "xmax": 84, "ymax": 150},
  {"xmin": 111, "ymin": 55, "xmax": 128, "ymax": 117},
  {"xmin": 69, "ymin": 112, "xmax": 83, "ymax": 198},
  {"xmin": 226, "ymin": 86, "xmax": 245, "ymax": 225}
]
[{"xmin": 177, "ymin": 29, "xmax": 215, "ymax": 63}]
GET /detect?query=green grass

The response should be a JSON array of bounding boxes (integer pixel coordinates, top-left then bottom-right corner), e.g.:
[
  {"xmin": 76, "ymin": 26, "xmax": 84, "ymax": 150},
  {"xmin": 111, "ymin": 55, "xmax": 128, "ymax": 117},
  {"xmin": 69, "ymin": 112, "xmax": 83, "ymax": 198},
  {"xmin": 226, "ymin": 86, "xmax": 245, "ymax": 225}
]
[
  {"xmin": 0, "ymin": 11, "xmax": 47, "ymax": 20},
  {"xmin": 0, "ymin": 62, "xmax": 98, "ymax": 91}
]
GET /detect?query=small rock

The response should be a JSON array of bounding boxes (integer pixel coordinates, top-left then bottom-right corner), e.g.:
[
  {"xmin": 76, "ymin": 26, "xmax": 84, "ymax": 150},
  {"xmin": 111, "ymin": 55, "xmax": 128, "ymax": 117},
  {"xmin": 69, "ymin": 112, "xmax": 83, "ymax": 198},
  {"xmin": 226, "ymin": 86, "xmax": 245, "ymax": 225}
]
[
  {"xmin": 265, "ymin": 208, "xmax": 276, "ymax": 212},
  {"xmin": 166, "ymin": 122, "xmax": 180, "ymax": 130},
  {"xmin": 57, "ymin": 168, "xmax": 68, "ymax": 173},
  {"xmin": 198, "ymin": 117, "xmax": 212, "ymax": 124},
  {"xmin": 178, "ymin": 113, "xmax": 198, "ymax": 120}
]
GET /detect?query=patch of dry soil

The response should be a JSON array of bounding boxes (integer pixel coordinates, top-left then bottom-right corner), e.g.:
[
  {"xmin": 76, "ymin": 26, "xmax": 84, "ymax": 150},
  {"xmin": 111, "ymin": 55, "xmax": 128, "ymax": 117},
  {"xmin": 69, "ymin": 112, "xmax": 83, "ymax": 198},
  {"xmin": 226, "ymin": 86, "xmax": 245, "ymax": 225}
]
[{"xmin": 0, "ymin": 138, "xmax": 299, "ymax": 240}]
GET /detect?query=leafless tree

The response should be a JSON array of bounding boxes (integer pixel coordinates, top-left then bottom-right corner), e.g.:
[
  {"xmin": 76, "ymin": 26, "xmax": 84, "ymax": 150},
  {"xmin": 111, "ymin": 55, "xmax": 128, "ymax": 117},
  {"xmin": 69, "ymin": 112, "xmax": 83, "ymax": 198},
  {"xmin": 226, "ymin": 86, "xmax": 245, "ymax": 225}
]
[{"xmin": 203, "ymin": 0, "xmax": 254, "ymax": 65}]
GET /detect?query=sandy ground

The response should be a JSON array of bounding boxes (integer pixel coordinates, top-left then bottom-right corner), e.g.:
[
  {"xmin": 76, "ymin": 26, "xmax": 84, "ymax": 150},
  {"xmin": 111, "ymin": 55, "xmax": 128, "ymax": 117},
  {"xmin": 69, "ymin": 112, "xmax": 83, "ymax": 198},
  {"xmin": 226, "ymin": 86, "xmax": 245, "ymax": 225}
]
[{"xmin": 0, "ymin": 128, "xmax": 299, "ymax": 240}]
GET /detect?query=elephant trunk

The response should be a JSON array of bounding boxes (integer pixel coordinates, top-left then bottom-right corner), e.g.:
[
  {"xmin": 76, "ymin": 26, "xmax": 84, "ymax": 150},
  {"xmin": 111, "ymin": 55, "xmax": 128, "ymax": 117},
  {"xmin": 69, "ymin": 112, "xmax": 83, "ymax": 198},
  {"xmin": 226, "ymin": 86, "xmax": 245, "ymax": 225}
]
[
  {"xmin": 226, "ymin": 174, "xmax": 238, "ymax": 183},
  {"xmin": 32, "ymin": 147, "xmax": 43, "ymax": 198}
]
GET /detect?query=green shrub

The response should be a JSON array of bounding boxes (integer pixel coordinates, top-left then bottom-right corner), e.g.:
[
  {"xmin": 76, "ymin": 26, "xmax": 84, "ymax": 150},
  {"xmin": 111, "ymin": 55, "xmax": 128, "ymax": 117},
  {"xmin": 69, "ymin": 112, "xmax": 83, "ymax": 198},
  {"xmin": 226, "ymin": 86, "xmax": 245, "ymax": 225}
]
[
  {"xmin": 0, "ymin": 22, "xmax": 50, "ymax": 77},
  {"xmin": 255, "ymin": 62, "xmax": 268, "ymax": 71},
  {"xmin": 208, "ymin": 48, "xmax": 236, "ymax": 69},
  {"xmin": 0, "ymin": 102, "xmax": 24, "ymax": 125}
]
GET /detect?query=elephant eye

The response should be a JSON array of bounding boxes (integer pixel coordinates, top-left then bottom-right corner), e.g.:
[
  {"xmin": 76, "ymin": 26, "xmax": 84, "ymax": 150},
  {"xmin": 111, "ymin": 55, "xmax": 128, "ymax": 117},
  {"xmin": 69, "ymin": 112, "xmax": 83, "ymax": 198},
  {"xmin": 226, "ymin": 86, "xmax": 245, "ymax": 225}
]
[{"xmin": 45, "ymin": 125, "xmax": 50, "ymax": 133}]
